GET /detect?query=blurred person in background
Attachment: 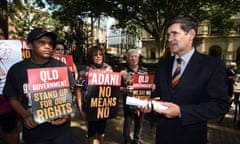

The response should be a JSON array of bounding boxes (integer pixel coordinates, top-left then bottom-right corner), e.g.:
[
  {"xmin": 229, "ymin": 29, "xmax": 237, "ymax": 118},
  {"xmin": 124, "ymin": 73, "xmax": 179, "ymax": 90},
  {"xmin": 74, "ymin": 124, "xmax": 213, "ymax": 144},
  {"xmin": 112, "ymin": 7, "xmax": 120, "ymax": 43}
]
[
  {"xmin": 0, "ymin": 25, "xmax": 19, "ymax": 144},
  {"xmin": 53, "ymin": 40, "xmax": 78, "ymax": 80},
  {"xmin": 227, "ymin": 62, "xmax": 237, "ymax": 100}
]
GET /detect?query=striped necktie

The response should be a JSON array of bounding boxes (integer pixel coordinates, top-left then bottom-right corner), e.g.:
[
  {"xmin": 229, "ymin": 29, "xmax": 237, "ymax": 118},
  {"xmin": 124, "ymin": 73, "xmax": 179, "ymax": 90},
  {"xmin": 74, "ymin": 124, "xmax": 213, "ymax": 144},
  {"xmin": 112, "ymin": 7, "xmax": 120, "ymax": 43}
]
[{"xmin": 172, "ymin": 58, "xmax": 182, "ymax": 87}]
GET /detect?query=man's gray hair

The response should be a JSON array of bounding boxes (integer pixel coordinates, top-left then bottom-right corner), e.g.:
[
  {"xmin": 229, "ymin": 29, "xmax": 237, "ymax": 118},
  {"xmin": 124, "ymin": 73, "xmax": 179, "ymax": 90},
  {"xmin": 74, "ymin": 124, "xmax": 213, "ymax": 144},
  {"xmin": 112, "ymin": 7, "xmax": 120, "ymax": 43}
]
[{"xmin": 127, "ymin": 49, "xmax": 140, "ymax": 59}]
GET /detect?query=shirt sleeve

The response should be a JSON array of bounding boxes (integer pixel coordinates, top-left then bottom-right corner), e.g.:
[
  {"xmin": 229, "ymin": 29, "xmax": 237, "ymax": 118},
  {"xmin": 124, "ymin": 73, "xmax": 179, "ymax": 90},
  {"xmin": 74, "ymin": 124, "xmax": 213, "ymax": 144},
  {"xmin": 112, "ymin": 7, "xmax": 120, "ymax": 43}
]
[{"xmin": 3, "ymin": 65, "xmax": 20, "ymax": 98}]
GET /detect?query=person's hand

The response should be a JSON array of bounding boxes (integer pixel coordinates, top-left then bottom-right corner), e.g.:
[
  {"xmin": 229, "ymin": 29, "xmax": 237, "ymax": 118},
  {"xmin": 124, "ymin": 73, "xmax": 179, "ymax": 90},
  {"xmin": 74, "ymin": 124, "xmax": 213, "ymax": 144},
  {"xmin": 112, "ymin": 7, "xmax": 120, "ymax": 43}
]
[
  {"xmin": 138, "ymin": 100, "xmax": 152, "ymax": 113},
  {"xmin": 154, "ymin": 101, "xmax": 181, "ymax": 118},
  {"xmin": 151, "ymin": 84, "xmax": 156, "ymax": 91},
  {"xmin": 24, "ymin": 114, "xmax": 37, "ymax": 129},
  {"xmin": 49, "ymin": 115, "xmax": 70, "ymax": 125}
]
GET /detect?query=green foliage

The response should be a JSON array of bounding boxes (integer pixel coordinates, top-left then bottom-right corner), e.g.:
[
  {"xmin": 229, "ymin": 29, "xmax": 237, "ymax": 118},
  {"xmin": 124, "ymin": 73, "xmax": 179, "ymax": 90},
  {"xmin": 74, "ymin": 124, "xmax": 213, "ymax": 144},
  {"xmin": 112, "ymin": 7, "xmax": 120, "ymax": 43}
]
[
  {"xmin": 38, "ymin": 0, "xmax": 108, "ymax": 63},
  {"xmin": 2, "ymin": 0, "xmax": 240, "ymax": 45},
  {"xmin": 0, "ymin": 0, "xmax": 26, "ymax": 38},
  {"xmin": 205, "ymin": 1, "xmax": 240, "ymax": 35},
  {"xmin": 40, "ymin": 0, "xmax": 240, "ymax": 57},
  {"xmin": 124, "ymin": 20, "xmax": 142, "ymax": 39},
  {"xmin": 8, "ymin": 1, "xmax": 57, "ymax": 39}
]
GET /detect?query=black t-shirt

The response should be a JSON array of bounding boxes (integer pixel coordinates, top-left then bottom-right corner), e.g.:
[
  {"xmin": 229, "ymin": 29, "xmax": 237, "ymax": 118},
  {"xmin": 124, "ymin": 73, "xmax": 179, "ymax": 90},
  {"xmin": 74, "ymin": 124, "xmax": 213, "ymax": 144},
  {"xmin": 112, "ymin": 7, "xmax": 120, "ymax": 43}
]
[{"xmin": 3, "ymin": 57, "xmax": 75, "ymax": 141}]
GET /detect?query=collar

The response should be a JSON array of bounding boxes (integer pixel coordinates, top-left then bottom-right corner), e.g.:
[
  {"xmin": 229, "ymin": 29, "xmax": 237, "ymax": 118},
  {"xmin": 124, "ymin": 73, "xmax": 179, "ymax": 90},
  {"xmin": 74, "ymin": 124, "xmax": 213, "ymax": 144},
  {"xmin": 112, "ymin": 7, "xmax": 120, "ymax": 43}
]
[{"xmin": 175, "ymin": 48, "xmax": 195, "ymax": 64}]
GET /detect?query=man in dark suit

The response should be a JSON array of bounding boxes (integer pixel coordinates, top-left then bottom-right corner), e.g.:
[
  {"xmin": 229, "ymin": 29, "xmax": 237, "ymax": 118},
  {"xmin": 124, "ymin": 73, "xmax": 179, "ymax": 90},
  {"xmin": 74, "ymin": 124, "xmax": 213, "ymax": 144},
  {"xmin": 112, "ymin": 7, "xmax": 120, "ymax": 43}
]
[{"xmin": 149, "ymin": 17, "xmax": 230, "ymax": 144}]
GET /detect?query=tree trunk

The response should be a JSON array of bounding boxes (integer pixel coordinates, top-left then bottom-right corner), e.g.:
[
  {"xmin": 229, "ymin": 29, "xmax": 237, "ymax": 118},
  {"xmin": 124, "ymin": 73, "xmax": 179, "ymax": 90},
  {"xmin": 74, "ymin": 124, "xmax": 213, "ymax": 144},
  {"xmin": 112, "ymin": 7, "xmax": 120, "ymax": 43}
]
[{"xmin": 0, "ymin": 0, "xmax": 8, "ymax": 39}]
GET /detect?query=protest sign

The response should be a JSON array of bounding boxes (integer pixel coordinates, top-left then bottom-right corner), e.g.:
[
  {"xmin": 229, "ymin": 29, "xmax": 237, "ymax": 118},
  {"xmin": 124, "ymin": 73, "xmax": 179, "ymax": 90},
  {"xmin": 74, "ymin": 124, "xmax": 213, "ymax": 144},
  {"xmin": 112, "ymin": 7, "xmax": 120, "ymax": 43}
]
[
  {"xmin": 52, "ymin": 55, "xmax": 75, "ymax": 72},
  {"xmin": 30, "ymin": 88, "xmax": 73, "ymax": 124},
  {"xmin": 0, "ymin": 40, "xmax": 22, "ymax": 94},
  {"xmin": 132, "ymin": 74, "xmax": 154, "ymax": 99},
  {"xmin": 27, "ymin": 67, "xmax": 73, "ymax": 124},
  {"xmin": 27, "ymin": 67, "xmax": 69, "ymax": 92},
  {"xmin": 21, "ymin": 39, "xmax": 31, "ymax": 59},
  {"xmin": 85, "ymin": 70, "xmax": 121, "ymax": 121}
]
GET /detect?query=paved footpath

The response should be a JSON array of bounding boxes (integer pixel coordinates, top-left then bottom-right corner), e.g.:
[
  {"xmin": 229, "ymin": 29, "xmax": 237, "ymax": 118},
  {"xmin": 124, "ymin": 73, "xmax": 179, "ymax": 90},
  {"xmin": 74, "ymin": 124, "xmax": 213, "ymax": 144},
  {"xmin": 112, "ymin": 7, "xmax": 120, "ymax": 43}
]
[
  {"xmin": 71, "ymin": 105, "xmax": 240, "ymax": 144},
  {"xmin": 71, "ymin": 109, "xmax": 156, "ymax": 144},
  {"xmin": 1, "ymin": 105, "xmax": 239, "ymax": 144}
]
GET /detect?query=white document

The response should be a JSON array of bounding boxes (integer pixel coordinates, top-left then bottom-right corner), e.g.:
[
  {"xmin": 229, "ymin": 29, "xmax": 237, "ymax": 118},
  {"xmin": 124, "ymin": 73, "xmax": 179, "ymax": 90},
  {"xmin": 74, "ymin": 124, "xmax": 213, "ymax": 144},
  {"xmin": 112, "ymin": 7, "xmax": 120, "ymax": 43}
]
[
  {"xmin": 126, "ymin": 96, "xmax": 148, "ymax": 107},
  {"xmin": 126, "ymin": 96, "xmax": 168, "ymax": 110},
  {"xmin": 151, "ymin": 101, "xmax": 168, "ymax": 110}
]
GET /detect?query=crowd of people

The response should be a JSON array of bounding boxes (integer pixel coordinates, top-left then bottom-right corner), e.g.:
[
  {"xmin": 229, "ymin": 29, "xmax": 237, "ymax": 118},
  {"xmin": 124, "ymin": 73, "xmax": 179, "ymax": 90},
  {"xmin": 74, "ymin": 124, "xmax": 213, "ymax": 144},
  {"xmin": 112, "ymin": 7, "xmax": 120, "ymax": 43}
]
[{"xmin": 0, "ymin": 16, "xmax": 231, "ymax": 144}]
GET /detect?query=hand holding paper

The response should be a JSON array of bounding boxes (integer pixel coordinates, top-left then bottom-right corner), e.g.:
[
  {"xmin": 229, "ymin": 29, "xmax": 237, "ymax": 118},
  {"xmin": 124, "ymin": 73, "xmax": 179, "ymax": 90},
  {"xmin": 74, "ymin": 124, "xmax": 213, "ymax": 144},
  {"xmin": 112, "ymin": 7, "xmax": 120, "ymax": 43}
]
[
  {"xmin": 151, "ymin": 100, "xmax": 168, "ymax": 110},
  {"xmin": 126, "ymin": 96, "xmax": 168, "ymax": 110}
]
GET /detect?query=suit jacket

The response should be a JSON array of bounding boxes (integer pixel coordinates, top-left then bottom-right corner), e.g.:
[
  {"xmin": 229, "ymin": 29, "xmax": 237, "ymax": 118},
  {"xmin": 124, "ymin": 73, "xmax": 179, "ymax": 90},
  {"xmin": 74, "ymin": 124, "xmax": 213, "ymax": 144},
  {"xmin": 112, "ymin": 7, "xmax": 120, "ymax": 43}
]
[{"xmin": 152, "ymin": 50, "xmax": 230, "ymax": 144}]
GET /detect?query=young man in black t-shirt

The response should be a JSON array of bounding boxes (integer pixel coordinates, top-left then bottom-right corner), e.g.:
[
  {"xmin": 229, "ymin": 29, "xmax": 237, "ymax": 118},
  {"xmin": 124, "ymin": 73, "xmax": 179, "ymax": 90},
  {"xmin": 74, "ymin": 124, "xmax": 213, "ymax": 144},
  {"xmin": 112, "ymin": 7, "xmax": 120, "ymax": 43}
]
[{"xmin": 3, "ymin": 28, "xmax": 80, "ymax": 144}]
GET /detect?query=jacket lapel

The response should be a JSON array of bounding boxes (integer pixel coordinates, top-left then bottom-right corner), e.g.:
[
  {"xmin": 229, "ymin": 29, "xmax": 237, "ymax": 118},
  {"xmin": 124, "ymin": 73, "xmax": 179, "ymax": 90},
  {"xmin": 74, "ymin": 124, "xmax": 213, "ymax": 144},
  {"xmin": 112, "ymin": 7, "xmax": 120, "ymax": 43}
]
[
  {"xmin": 176, "ymin": 51, "xmax": 200, "ymax": 90},
  {"xmin": 167, "ymin": 57, "xmax": 175, "ymax": 91}
]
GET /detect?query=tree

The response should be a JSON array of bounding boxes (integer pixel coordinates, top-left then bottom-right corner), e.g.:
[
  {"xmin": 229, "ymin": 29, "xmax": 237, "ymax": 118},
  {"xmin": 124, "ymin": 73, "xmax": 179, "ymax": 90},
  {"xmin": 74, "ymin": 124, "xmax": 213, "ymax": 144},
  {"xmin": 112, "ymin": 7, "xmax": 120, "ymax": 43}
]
[
  {"xmin": 1, "ymin": 0, "xmax": 60, "ymax": 39},
  {"xmin": 99, "ymin": 0, "xmax": 240, "ymax": 56},
  {"xmin": 40, "ymin": 0, "xmax": 240, "ymax": 57},
  {"xmin": 8, "ymin": 2, "xmax": 54, "ymax": 39},
  {"xmin": 36, "ymin": 0, "xmax": 108, "ymax": 63},
  {"xmin": 206, "ymin": 1, "xmax": 240, "ymax": 35},
  {"xmin": 112, "ymin": 19, "xmax": 143, "ymax": 49},
  {"xmin": 0, "ymin": 0, "xmax": 25, "ymax": 39}
]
